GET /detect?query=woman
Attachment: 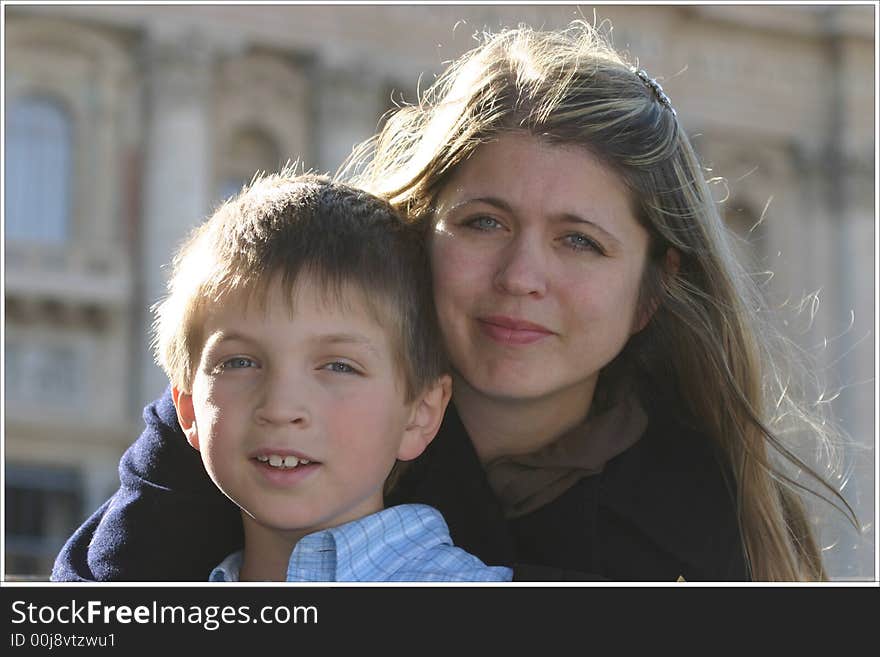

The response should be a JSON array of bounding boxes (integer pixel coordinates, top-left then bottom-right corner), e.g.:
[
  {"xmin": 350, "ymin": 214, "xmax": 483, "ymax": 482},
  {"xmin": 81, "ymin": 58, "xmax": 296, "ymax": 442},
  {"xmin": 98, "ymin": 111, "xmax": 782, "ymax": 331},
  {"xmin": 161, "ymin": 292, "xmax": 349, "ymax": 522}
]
[{"xmin": 53, "ymin": 21, "xmax": 854, "ymax": 581}]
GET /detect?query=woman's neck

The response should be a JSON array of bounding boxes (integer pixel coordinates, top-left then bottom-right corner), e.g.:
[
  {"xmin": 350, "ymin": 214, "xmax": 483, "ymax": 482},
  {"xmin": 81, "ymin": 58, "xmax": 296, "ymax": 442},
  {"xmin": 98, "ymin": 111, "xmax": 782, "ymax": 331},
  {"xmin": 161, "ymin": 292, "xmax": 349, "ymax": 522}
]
[{"xmin": 452, "ymin": 372, "xmax": 597, "ymax": 464}]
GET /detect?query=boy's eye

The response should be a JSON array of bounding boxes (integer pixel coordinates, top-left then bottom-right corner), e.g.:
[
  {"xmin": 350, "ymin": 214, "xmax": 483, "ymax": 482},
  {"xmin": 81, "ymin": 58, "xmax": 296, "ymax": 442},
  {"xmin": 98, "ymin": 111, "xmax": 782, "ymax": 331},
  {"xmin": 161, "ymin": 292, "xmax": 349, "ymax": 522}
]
[
  {"xmin": 321, "ymin": 361, "xmax": 359, "ymax": 375},
  {"xmin": 220, "ymin": 356, "xmax": 257, "ymax": 370}
]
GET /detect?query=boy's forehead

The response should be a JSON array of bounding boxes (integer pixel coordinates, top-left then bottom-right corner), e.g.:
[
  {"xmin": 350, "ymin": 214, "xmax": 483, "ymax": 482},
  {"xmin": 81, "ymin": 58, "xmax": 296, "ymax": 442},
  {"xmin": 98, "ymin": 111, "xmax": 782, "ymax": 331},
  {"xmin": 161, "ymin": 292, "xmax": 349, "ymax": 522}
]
[
  {"xmin": 201, "ymin": 275, "xmax": 397, "ymax": 340},
  {"xmin": 270, "ymin": 274, "xmax": 392, "ymax": 320}
]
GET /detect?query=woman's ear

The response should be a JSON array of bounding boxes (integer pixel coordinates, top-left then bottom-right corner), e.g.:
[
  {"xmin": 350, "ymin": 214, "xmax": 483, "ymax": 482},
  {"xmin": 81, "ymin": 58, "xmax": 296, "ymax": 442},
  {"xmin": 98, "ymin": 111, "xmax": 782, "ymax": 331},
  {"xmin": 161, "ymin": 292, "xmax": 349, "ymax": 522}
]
[
  {"xmin": 171, "ymin": 387, "xmax": 200, "ymax": 450},
  {"xmin": 397, "ymin": 375, "xmax": 453, "ymax": 461},
  {"xmin": 634, "ymin": 247, "xmax": 680, "ymax": 333}
]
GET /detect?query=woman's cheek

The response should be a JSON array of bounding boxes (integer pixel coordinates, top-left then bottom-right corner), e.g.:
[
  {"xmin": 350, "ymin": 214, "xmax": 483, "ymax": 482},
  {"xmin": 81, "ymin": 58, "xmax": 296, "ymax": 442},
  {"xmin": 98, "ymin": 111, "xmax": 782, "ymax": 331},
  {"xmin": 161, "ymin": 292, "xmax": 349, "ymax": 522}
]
[{"xmin": 432, "ymin": 234, "xmax": 489, "ymax": 296}]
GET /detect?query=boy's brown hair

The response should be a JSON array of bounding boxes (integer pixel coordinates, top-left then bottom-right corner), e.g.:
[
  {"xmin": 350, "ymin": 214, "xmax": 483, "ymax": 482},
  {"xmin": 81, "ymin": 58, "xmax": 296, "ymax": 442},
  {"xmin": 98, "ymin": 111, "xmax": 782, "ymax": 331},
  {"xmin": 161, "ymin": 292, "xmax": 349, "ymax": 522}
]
[{"xmin": 152, "ymin": 171, "xmax": 447, "ymax": 404}]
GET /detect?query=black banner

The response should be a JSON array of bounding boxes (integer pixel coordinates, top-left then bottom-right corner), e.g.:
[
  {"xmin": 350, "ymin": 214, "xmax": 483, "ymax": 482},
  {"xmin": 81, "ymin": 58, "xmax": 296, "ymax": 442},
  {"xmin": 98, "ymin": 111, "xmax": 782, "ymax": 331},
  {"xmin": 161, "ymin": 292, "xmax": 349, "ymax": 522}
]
[{"xmin": 2, "ymin": 584, "xmax": 876, "ymax": 651}]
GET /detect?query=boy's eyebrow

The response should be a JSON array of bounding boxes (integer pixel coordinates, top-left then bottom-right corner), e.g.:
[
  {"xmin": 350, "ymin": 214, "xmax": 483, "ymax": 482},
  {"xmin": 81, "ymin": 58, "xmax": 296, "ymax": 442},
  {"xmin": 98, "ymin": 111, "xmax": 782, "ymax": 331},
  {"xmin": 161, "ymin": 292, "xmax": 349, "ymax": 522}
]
[
  {"xmin": 203, "ymin": 331, "xmax": 251, "ymax": 348},
  {"xmin": 318, "ymin": 333, "xmax": 382, "ymax": 357},
  {"xmin": 204, "ymin": 330, "xmax": 382, "ymax": 357}
]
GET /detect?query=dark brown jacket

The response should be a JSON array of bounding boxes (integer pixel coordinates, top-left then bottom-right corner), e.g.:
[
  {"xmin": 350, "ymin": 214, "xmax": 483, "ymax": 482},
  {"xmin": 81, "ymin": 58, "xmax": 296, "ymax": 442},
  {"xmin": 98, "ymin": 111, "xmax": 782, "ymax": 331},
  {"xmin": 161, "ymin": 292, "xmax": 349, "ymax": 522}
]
[{"xmin": 389, "ymin": 402, "xmax": 749, "ymax": 582}]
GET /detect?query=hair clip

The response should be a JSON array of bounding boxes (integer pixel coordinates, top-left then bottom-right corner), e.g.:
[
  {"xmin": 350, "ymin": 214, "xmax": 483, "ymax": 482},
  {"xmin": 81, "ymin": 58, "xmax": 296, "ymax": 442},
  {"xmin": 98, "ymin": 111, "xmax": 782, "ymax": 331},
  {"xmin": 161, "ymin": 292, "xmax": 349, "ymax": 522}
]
[{"xmin": 633, "ymin": 68, "xmax": 676, "ymax": 117}]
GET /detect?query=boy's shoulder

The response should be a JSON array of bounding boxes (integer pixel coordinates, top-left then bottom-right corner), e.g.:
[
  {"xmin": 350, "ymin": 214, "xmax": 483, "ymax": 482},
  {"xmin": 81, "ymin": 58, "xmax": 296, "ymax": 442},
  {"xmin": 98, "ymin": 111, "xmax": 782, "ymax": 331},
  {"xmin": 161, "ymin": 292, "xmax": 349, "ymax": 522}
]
[
  {"xmin": 336, "ymin": 504, "xmax": 511, "ymax": 582},
  {"xmin": 386, "ymin": 545, "xmax": 512, "ymax": 582}
]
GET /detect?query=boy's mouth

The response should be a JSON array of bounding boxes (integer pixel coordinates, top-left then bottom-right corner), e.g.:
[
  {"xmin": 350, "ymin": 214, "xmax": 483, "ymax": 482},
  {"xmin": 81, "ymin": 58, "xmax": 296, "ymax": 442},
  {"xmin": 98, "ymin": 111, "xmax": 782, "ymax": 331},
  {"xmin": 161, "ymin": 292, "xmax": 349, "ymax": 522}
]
[{"xmin": 255, "ymin": 454, "xmax": 314, "ymax": 470}]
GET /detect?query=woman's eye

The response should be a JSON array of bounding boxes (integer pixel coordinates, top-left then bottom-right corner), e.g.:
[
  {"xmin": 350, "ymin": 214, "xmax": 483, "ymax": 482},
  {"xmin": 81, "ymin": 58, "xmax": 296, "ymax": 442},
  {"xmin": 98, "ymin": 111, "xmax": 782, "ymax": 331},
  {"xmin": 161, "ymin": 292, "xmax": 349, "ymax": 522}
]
[
  {"xmin": 322, "ymin": 361, "xmax": 359, "ymax": 375},
  {"xmin": 220, "ymin": 357, "xmax": 257, "ymax": 370},
  {"xmin": 563, "ymin": 233, "xmax": 604, "ymax": 254},
  {"xmin": 464, "ymin": 215, "xmax": 503, "ymax": 231}
]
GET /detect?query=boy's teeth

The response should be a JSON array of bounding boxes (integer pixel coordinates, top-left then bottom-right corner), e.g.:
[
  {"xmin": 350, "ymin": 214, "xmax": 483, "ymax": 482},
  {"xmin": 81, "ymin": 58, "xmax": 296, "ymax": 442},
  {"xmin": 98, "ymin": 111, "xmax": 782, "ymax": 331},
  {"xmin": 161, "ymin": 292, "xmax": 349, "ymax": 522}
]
[{"xmin": 261, "ymin": 454, "xmax": 303, "ymax": 469}]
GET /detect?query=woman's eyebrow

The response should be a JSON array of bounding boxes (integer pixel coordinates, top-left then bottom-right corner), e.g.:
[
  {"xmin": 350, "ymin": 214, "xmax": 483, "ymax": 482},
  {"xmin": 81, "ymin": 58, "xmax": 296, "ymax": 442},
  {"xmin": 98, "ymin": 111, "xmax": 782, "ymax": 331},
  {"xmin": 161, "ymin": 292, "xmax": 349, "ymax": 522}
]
[
  {"xmin": 444, "ymin": 196, "xmax": 623, "ymax": 245},
  {"xmin": 556, "ymin": 214, "xmax": 622, "ymax": 247},
  {"xmin": 443, "ymin": 196, "xmax": 513, "ymax": 214}
]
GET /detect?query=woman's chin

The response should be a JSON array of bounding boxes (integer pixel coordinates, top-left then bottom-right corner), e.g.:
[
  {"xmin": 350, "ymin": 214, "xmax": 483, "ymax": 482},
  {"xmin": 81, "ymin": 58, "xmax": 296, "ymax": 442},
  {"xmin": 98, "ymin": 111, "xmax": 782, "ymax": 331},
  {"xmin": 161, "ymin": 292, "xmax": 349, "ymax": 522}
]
[
  {"xmin": 464, "ymin": 376, "xmax": 565, "ymax": 405},
  {"xmin": 453, "ymin": 363, "xmax": 597, "ymax": 409}
]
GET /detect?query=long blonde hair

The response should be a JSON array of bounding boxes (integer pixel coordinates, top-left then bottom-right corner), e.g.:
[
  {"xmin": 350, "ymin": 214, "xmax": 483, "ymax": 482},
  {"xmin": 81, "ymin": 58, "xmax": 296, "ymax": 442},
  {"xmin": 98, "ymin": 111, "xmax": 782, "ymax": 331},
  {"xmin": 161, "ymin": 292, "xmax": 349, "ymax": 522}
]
[{"xmin": 340, "ymin": 21, "xmax": 857, "ymax": 580}]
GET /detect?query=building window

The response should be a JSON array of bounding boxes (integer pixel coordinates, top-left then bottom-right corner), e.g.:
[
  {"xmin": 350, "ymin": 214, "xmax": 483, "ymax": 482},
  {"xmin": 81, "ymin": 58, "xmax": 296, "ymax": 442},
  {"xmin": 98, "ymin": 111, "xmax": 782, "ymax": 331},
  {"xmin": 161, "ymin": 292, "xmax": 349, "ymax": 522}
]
[
  {"xmin": 34, "ymin": 344, "xmax": 81, "ymax": 404},
  {"xmin": 5, "ymin": 464, "xmax": 83, "ymax": 578},
  {"xmin": 5, "ymin": 95, "xmax": 74, "ymax": 246},
  {"xmin": 216, "ymin": 126, "xmax": 281, "ymax": 202},
  {"xmin": 5, "ymin": 335, "xmax": 85, "ymax": 409}
]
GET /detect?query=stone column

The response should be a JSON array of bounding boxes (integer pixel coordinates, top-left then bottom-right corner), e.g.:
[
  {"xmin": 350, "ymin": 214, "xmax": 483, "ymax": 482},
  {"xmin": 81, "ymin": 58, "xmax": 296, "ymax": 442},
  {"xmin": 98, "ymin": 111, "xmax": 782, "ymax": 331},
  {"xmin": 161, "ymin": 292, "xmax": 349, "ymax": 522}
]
[
  {"xmin": 136, "ymin": 27, "xmax": 214, "ymax": 410},
  {"xmin": 820, "ymin": 8, "xmax": 873, "ymax": 581},
  {"xmin": 311, "ymin": 61, "xmax": 385, "ymax": 175}
]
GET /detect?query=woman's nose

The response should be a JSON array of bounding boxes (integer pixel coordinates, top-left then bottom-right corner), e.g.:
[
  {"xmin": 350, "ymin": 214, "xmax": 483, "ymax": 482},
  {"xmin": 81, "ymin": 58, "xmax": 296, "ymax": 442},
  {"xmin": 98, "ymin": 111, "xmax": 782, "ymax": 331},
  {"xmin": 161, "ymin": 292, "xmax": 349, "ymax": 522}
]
[{"xmin": 493, "ymin": 235, "xmax": 548, "ymax": 297}]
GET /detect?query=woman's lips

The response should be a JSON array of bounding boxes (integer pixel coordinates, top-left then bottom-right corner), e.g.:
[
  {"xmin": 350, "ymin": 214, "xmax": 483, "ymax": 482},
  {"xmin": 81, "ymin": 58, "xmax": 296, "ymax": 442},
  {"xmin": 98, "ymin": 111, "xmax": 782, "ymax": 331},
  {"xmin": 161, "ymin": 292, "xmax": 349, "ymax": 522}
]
[{"xmin": 477, "ymin": 315, "xmax": 555, "ymax": 345}]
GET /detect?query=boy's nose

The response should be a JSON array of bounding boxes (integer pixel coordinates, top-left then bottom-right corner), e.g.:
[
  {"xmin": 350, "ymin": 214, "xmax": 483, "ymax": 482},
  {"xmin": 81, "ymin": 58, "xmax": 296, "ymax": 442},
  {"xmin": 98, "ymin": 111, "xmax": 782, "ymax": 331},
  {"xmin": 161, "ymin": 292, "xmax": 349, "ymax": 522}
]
[
  {"xmin": 255, "ymin": 399, "xmax": 311, "ymax": 427},
  {"xmin": 254, "ymin": 379, "xmax": 311, "ymax": 428},
  {"xmin": 255, "ymin": 407, "xmax": 310, "ymax": 427}
]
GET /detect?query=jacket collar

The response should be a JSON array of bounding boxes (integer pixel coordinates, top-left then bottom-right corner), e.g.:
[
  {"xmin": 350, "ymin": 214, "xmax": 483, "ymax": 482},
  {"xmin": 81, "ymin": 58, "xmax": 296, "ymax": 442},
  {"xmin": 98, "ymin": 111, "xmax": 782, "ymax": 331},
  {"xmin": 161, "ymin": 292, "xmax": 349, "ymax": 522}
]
[{"xmin": 397, "ymin": 402, "xmax": 744, "ymax": 579}]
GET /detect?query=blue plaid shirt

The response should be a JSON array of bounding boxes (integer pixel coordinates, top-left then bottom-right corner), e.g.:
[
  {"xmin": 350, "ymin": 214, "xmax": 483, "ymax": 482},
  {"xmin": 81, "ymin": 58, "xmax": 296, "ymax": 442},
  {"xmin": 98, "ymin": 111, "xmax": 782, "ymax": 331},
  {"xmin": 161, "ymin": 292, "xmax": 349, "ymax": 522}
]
[{"xmin": 209, "ymin": 504, "xmax": 512, "ymax": 582}]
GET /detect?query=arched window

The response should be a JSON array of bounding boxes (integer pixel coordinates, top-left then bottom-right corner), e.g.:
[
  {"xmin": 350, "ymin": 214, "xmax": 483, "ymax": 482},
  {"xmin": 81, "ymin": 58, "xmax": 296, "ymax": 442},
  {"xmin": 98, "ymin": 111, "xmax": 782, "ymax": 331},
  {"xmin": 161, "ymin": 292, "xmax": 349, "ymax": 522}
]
[
  {"xmin": 5, "ymin": 96, "xmax": 73, "ymax": 245},
  {"xmin": 216, "ymin": 127, "xmax": 281, "ymax": 201}
]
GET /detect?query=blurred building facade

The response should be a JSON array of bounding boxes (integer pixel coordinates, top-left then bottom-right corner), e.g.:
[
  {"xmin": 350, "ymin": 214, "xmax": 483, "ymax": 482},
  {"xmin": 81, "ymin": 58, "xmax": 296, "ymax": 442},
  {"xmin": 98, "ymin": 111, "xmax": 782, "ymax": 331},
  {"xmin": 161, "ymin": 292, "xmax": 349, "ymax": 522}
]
[{"xmin": 3, "ymin": 4, "xmax": 875, "ymax": 579}]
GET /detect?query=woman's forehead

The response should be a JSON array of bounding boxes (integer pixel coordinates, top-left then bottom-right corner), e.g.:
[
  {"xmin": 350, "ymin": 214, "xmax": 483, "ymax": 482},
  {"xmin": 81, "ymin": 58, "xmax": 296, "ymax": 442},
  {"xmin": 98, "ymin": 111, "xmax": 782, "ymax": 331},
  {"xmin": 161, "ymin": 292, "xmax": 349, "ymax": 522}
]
[
  {"xmin": 444, "ymin": 133, "xmax": 624, "ymax": 190},
  {"xmin": 436, "ymin": 133, "xmax": 639, "ymax": 232}
]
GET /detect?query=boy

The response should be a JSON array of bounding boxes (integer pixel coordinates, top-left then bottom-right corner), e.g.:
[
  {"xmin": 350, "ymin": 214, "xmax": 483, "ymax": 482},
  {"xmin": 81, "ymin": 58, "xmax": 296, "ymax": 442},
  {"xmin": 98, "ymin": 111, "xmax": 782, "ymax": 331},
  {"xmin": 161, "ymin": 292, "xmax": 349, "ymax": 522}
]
[{"xmin": 153, "ymin": 172, "xmax": 511, "ymax": 582}]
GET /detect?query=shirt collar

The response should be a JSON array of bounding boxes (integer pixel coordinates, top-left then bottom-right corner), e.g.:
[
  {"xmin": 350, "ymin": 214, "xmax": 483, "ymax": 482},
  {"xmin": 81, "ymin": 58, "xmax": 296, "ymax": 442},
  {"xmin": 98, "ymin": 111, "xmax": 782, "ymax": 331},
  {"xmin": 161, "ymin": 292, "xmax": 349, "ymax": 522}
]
[{"xmin": 209, "ymin": 504, "xmax": 451, "ymax": 582}]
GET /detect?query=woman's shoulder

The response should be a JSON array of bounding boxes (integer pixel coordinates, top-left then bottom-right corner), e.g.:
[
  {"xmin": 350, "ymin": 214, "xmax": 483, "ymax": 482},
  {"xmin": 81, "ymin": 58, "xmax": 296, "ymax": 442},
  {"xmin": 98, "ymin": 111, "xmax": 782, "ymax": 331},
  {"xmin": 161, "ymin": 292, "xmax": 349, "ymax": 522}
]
[{"xmin": 599, "ymin": 406, "xmax": 748, "ymax": 580}]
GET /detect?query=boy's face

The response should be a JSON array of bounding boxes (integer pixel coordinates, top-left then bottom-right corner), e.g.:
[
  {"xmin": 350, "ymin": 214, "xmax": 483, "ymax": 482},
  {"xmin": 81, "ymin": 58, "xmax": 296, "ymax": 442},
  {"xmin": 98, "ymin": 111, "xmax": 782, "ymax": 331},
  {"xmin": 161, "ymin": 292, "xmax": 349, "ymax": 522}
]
[{"xmin": 174, "ymin": 275, "xmax": 444, "ymax": 542}]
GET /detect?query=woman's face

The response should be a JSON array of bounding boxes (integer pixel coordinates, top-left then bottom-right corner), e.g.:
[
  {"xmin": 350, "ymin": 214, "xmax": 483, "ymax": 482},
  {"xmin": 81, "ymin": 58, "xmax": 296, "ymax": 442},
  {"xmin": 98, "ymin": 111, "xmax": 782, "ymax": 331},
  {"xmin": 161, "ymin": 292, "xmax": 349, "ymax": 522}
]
[{"xmin": 430, "ymin": 132, "xmax": 650, "ymax": 411}]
